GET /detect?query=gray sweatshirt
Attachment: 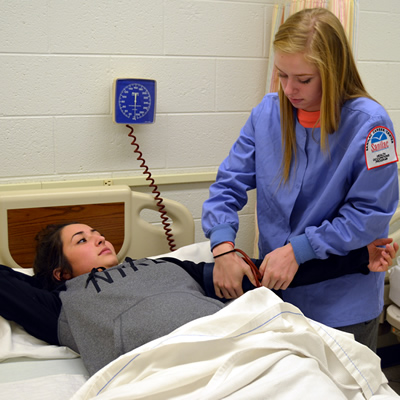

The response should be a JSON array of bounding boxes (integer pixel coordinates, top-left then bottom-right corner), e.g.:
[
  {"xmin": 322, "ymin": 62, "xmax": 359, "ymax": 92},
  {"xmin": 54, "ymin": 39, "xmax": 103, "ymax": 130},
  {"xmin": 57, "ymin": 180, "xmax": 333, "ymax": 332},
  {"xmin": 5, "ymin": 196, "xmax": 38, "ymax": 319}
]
[{"xmin": 58, "ymin": 258, "xmax": 224, "ymax": 375}]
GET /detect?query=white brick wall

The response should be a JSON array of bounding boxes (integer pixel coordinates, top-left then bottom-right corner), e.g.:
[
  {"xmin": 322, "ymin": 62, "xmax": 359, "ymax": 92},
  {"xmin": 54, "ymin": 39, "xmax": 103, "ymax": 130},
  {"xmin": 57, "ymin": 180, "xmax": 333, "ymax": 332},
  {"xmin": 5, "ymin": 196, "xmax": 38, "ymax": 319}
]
[
  {"xmin": 358, "ymin": 1, "xmax": 400, "ymax": 136},
  {"xmin": 0, "ymin": 0, "xmax": 398, "ymax": 254}
]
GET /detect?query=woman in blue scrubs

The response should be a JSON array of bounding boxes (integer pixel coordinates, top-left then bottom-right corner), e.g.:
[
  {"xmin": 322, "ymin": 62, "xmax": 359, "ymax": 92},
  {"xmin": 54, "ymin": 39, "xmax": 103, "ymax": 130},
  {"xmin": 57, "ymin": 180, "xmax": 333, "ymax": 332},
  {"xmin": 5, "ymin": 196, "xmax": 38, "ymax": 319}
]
[{"xmin": 202, "ymin": 8, "xmax": 399, "ymax": 350}]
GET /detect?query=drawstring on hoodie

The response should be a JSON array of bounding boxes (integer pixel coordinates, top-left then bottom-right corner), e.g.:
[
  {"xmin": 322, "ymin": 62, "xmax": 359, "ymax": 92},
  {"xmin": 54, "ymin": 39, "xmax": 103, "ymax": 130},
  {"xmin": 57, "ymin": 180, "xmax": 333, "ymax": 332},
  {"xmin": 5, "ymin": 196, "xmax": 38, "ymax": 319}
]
[{"xmin": 85, "ymin": 267, "xmax": 106, "ymax": 288}]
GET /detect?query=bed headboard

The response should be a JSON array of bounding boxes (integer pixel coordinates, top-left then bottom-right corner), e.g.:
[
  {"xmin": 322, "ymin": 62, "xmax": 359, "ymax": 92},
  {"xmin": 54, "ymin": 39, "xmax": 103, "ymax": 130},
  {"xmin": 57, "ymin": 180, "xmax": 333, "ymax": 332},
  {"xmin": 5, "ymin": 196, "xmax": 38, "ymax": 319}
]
[{"xmin": 0, "ymin": 185, "xmax": 195, "ymax": 269}]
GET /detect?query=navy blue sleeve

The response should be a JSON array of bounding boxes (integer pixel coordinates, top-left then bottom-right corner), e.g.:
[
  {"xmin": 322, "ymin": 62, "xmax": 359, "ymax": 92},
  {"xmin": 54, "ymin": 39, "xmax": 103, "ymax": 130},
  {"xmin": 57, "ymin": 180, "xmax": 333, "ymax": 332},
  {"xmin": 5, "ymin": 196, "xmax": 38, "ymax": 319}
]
[
  {"xmin": 161, "ymin": 247, "xmax": 369, "ymax": 296},
  {"xmin": 158, "ymin": 257, "xmax": 205, "ymax": 288},
  {"xmin": 289, "ymin": 246, "xmax": 369, "ymax": 287},
  {"xmin": 0, "ymin": 265, "xmax": 62, "ymax": 345},
  {"xmin": 249, "ymin": 246, "xmax": 369, "ymax": 289}
]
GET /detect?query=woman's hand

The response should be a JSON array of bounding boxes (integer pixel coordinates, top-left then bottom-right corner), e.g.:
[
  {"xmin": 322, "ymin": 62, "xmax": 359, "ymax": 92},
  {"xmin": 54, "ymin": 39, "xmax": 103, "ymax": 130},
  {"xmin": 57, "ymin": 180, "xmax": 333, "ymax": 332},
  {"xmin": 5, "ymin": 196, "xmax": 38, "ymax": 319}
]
[
  {"xmin": 212, "ymin": 243, "xmax": 257, "ymax": 299},
  {"xmin": 367, "ymin": 238, "xmax": 399, "ymax": 272},
  {"xmin": 259, "ymin": 243, "xmax": 299, "ymax": 290}
]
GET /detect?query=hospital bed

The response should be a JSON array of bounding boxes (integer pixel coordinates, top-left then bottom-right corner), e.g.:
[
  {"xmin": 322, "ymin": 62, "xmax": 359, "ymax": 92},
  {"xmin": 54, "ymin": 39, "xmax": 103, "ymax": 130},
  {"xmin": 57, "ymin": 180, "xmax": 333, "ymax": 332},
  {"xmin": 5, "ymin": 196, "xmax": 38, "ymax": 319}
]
[{"xmin": 0, "ymin": 185, "xmax": 398, "ymax": 400}]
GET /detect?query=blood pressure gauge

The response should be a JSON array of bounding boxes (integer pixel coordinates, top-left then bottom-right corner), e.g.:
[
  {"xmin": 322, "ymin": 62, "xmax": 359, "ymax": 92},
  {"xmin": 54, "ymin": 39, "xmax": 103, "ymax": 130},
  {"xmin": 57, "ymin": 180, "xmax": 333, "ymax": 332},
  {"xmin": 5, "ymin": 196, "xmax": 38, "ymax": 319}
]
[{"xmin": 113, "ymin": 78, "xmax": 156, "ymax": 124}]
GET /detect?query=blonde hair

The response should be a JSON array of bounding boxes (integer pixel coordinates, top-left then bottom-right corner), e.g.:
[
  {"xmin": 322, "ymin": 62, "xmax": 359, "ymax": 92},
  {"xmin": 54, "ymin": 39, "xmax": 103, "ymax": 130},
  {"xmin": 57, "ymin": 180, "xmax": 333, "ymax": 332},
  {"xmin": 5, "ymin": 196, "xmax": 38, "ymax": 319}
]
[{"xmin": 273, "ymin": 8, "xmax": 373, "ymax": 182}]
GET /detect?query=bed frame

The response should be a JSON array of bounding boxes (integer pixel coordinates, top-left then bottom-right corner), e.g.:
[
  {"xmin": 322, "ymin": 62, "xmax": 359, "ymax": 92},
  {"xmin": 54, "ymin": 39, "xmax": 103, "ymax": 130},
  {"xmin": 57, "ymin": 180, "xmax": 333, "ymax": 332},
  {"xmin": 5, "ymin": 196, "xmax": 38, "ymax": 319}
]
[
  {"xmin": 0, "ymin": 185, "xmax": 399, "ymax": 399},
  {"xmin": 0, "ymin": 185, "xmax": 194, "ymax": 269},
  {"xmin": 387, "ymin": 208, "xmax": 400, "ymax": 341}
]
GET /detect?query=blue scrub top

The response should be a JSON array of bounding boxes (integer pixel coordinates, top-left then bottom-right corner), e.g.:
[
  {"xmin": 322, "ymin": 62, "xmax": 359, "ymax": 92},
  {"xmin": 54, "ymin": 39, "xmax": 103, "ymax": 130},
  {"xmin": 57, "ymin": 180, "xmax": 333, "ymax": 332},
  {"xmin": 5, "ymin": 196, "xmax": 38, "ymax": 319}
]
[{"xmin": 202, "ymin": 93, "xmax": 399, "ymax": 327}]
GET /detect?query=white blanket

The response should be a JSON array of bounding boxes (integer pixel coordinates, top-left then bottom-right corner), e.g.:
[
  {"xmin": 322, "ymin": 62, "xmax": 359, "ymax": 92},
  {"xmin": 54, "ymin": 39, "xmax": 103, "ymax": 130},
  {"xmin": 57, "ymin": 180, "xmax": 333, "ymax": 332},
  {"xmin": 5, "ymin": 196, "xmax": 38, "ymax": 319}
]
[{"xmin": 72, "ymin": 288, "xmax": 397, "ymax": 400}]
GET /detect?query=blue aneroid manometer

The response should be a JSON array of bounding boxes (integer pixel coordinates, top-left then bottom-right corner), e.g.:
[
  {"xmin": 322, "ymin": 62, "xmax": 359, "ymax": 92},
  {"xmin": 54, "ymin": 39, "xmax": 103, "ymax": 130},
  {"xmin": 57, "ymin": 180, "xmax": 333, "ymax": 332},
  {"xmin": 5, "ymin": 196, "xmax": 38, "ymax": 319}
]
[{"xmin": 113, "ymin": 78, "xmax": 156, "ymax": 124}]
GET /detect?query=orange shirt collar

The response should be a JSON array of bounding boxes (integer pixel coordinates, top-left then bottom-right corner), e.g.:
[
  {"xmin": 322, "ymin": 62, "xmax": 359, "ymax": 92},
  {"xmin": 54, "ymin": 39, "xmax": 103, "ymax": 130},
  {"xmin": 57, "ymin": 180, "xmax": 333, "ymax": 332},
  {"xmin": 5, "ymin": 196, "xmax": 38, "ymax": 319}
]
[{"xmin": 297, "ymin": 108, "xmax": 321, "ymax": 128}]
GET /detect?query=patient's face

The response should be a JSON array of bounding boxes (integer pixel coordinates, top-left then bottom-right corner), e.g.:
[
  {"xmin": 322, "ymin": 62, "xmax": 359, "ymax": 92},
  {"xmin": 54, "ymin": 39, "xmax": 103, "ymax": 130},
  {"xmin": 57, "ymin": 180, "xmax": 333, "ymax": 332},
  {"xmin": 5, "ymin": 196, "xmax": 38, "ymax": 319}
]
[{"xmin": 61, "ymin": 224, "xmax": 119, "ymax": 278}]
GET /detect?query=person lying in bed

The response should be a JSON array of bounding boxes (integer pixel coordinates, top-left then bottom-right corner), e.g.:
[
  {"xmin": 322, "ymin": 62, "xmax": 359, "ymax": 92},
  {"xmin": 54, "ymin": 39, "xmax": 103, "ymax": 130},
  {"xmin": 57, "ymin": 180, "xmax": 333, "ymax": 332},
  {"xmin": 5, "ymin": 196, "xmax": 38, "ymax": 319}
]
[{"xmin": 0, "ymin": 222, "xmax": 398, "ymax": 375}]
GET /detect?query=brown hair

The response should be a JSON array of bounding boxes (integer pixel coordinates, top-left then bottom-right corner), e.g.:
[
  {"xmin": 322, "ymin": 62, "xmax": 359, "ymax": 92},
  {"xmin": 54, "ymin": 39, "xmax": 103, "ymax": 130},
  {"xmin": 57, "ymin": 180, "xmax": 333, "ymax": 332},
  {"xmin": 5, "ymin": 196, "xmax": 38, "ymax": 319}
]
[
  {"xmin": 33, "ymin": 223, "xmax": 76, "ymax": 290},
  {"xmin": 273, "ymin": 8, "xmax": 373, "ymax": 182}
]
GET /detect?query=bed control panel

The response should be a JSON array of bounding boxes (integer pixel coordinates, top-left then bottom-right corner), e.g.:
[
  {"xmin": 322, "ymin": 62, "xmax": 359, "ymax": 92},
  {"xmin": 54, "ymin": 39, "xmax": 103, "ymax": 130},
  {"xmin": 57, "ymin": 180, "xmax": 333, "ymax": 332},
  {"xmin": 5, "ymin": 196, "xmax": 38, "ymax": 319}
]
[{"xmin": 113, "ymin": 78, "xmax": 156, "ymax": 124}]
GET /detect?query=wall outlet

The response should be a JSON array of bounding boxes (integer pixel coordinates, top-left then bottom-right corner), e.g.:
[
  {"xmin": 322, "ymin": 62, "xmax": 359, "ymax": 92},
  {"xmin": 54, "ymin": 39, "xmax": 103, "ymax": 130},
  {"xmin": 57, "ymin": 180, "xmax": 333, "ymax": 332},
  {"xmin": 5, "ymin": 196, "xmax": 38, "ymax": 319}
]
[{"xmin": 103, "ymin": 179, "xmax": 112, "ymax": 186}]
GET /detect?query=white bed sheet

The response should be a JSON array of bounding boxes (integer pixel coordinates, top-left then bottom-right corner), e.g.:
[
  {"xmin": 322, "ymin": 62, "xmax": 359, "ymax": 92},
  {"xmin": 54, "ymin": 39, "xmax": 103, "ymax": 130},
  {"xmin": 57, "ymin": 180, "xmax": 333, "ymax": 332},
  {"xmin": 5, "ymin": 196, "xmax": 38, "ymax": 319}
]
[
  {"xmin": 0, "ymin": 317, "xmax": 89, "ymax": 399},
  {"xmin": 0, "ymin": 374, "xmax": 87, "ymax": 400},
  {"xmin": 0, "ymin": 318, "xmax": 78, "ymax": 362}
]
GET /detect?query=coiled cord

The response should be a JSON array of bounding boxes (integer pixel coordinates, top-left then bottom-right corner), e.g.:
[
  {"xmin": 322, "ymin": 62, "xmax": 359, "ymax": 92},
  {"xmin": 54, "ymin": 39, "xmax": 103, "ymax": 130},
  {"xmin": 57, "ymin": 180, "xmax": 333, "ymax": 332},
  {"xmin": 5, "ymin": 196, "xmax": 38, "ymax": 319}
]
[{"xmin": 126, "ymin": 124, "xmax": 176, "ymax": 252}]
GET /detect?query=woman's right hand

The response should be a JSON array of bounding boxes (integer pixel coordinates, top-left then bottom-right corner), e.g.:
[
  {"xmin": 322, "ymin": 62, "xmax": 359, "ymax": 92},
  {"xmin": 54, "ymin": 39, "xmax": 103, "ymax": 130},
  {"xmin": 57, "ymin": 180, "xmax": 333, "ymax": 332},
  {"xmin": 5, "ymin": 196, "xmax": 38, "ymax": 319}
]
[{"xmin": 212, "ymin": 244, "xmax": 257, "ymax": 299}]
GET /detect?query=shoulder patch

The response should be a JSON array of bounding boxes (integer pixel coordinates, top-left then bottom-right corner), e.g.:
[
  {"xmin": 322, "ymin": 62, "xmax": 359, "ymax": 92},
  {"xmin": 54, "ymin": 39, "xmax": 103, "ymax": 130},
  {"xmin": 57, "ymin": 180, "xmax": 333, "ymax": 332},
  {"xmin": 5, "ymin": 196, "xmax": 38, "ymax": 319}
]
[{"xmin": 365, "ymin": 126, "xmax": 398, "ymax": 170}]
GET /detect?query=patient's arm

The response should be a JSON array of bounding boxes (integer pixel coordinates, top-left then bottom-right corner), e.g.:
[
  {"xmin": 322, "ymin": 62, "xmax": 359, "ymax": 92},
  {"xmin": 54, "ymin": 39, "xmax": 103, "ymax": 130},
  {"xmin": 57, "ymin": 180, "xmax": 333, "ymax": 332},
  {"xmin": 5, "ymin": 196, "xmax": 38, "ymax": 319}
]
[
  {"xmin": 252, "ymin": 239, "xmax": 398, "ymax": 289},
  {"xmin": 0, "ymin": 265, "xmax": 62, "ymax": 344},
  {"xmin": 250, "ymin": 241, "xmax": 394, "ymax": 290},
  {"xmin": 367, "ymin": 238, "xmax": 398, "ymax": 272}
]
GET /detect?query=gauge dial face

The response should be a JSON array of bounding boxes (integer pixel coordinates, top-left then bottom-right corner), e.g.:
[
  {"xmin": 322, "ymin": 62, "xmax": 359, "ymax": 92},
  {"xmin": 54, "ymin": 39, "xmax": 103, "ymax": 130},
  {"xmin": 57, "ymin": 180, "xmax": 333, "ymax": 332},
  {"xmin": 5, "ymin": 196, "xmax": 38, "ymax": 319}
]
[
  {"xmin": 118, "ymin": 83, "xmax": 152, "ymax": 121},
  {"xmin": 113, "ymin": 78, "xmax": 156, "ymax": 124}
]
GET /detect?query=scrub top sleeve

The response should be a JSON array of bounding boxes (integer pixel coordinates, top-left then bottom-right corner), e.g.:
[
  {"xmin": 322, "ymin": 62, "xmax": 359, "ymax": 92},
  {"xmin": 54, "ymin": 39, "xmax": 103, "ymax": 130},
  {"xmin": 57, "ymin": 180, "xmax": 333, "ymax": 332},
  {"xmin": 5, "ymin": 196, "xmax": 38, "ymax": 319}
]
[
  {"xmin": 208, "ymin": 224, "xmax": 237, "ymax": 250},
  {"xmin": 290, "ymin": 234, "xmax": 317, "ymax": 264},
  {"xmin": 202, "ymin": 101, "xmax": 263, "ymax": 245}
]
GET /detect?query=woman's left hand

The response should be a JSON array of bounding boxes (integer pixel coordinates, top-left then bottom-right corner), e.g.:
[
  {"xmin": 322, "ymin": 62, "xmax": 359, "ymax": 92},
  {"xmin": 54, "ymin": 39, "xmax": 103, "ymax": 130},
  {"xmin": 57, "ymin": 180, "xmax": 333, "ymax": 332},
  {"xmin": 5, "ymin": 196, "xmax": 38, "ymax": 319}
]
[{"xmin": 259, "ymin": 243, "xmax": 299, "ymax": 290}]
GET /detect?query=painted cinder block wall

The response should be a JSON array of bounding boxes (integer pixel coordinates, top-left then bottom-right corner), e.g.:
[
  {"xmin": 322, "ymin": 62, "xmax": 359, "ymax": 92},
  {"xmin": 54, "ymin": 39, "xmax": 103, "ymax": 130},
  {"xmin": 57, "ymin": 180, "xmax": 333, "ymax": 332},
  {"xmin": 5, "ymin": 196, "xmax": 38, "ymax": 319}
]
[{"xmin": 0, "ymin": 0, "xmax": 399, "ymax": 253}]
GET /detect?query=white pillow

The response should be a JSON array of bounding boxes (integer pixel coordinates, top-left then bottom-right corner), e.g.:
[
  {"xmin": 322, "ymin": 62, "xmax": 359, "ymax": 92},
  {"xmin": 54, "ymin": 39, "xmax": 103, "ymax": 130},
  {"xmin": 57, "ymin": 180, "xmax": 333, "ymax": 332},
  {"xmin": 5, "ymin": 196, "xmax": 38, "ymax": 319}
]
[
  {"xmin": 12, "ymin": 267, "xmax": 34, "ymax": 276},
  {"xmin": 151, "ymin": 241, "xmax": 213, "ymax": 263},
  {"xmin": 0, "ymin": 316, "xmax": 78, "ymax": 361}
]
